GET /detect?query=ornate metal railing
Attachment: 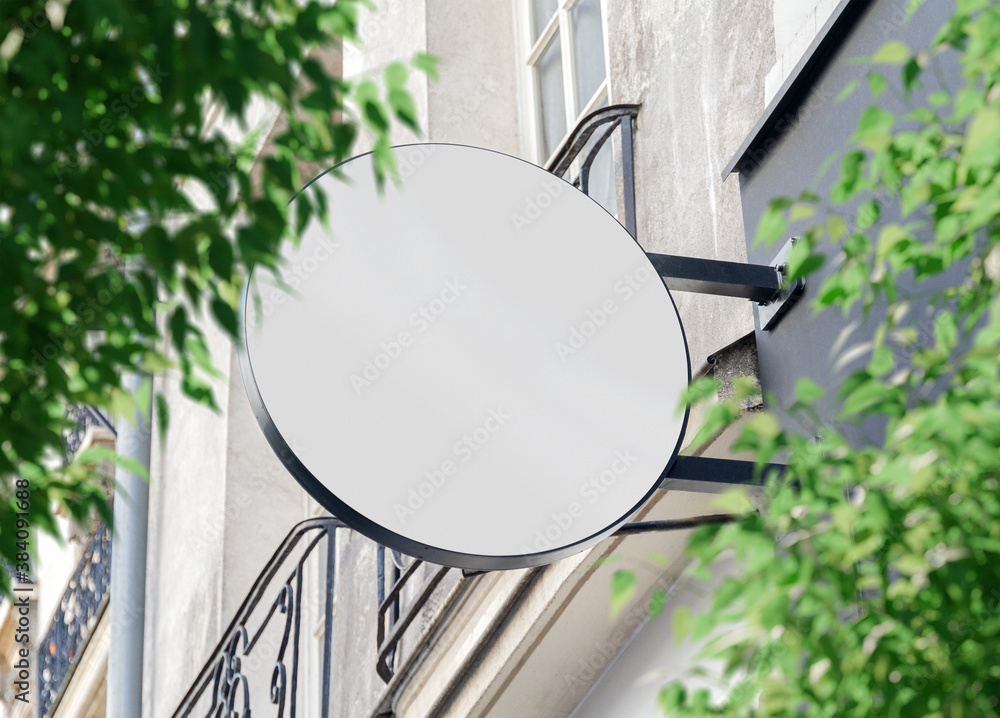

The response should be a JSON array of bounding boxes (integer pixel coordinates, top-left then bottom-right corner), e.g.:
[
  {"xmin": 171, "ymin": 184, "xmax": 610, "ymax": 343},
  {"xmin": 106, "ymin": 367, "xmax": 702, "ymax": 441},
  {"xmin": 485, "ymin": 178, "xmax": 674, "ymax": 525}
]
[
  {"xmin": 375, "ymin": 546, "xmax": 451, "ymax": 683},
  {"xmin": 172, "ymin": 517, "xmax": 345, "ymax": 718},
  {"xmin": 547, "ymin": 104, "xmax": 640, "ymax": 237},
  {"xmin": 63, "ymin": 404, "xmax": 115, "ymax": 461},
  {"xmin": 38, "ymin": 523, "xmax": 113, "ymax": 718},
  {"xmin": 36, "ymin": 406, "xmax": 118, "ymax": 717}
]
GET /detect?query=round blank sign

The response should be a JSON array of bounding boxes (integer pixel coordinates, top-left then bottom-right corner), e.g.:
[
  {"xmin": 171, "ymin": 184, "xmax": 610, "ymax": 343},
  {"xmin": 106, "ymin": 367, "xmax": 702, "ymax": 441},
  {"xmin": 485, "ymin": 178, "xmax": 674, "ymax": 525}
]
[{"xmin": 240, "ymin": 144, "xmax": 689, "ymax": 570}]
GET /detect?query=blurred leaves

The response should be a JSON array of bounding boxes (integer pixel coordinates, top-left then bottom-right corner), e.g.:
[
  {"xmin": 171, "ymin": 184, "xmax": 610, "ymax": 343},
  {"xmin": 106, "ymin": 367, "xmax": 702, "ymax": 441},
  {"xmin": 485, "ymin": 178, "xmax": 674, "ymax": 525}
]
[
  {"xmin": 662, "ymin": 4, "xmax": 1000, "ymax": 717},
  {"xmin": 0, "ymin": 0, "xmax": 425, "ymax": 594}
]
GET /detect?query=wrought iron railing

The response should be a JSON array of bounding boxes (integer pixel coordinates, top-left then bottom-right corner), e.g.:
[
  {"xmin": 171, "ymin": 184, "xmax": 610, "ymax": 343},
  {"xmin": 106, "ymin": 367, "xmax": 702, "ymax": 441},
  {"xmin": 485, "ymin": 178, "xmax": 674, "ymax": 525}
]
[
  {"xmin": 172, "ymin": 517, "xmax": 345, "ymax": 718},
  {"xmin": 63, "ymin": 404, "xmax": 115, "ymax": 461},
  {"xmin": 38, "ymin": 523, "xmax": 113, "ymax": 718},
  {"xmin": 547, "ymin": 104, "xmax": 640, "ymax": 237},
  {"xmin": 35, "ymin": 406, "xmax": 118, "ymax": 717},
  {"xmin": 375, "ymin": 546, "xmax": 452, "ymax": 683}
]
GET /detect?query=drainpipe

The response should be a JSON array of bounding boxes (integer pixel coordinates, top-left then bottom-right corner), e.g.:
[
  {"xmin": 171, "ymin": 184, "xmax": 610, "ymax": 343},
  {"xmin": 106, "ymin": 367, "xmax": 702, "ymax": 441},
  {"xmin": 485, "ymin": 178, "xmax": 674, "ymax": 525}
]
[{"xmin": 107, "ymin": 368, "xmax": 152, "ymax": 718}]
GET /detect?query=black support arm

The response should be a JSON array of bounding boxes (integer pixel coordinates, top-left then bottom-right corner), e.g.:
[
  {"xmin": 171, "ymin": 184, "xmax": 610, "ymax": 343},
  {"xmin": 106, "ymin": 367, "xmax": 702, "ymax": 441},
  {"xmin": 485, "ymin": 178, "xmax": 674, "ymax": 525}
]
[
  {"xmin": 646, "ymin": 252, "xmax": 782, "ymax": 303},
  {"xmin": 658, "ymin": 455, "xmax": 786, "ymax": 493}
]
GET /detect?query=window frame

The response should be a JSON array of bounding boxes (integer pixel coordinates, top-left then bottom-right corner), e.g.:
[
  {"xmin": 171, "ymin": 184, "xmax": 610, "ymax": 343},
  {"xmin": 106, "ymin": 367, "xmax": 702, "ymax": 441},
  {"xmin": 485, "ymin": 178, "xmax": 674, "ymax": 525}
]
[{"xmin": 517, "ymin": 0, "xmax": 612, "ymax": 166}]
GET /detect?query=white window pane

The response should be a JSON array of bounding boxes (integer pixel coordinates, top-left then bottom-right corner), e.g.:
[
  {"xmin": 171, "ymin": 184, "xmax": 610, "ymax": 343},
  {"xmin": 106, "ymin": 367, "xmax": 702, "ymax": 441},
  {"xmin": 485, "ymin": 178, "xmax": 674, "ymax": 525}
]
[
  {"xmin": 531, "ymin": 0, "xmax": 559, "ymax": 43},
  {"xmin": 571, "ymin": 0, "xmax": 606, "ymax": 110},
  {"xmin": 535, "ymin": 33, "xmax": 567, "ymax": 160}
]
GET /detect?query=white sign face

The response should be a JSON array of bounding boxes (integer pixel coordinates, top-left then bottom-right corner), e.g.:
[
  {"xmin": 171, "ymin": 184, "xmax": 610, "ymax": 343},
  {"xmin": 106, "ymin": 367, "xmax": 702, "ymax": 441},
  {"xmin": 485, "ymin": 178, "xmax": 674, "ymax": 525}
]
[{"xmin": 240, "ymin": 144, "xmax": 689, "ymax": 570}]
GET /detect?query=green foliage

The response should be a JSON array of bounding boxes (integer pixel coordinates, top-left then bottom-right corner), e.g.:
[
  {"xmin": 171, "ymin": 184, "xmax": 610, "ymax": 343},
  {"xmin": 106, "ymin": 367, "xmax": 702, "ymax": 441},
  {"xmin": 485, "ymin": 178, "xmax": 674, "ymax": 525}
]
[
  {"xmin": 611, "ymin": 568, "xmax": 639, "ymax": 620},
  {"xmin": 660, "ymin": 5, "xmax": 1000, "ymax": 716},
  {"xmin": 0, "ymin": 0, "xmax": 429, "ymax": 594}
]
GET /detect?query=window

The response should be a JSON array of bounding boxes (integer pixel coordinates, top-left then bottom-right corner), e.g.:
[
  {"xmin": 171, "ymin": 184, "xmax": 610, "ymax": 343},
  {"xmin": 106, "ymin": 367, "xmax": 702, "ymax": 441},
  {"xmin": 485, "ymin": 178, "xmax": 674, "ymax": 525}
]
[{"xmin": 522, "ymin": 0, "xmax": 609, "ymax": 164}]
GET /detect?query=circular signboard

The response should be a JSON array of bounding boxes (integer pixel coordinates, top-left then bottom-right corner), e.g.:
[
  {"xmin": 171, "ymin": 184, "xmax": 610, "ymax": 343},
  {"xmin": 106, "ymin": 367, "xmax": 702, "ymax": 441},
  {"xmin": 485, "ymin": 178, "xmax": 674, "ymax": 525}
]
[{"xmin": 240, "ymin": 143, "xmax": 690, "ymax": 570}]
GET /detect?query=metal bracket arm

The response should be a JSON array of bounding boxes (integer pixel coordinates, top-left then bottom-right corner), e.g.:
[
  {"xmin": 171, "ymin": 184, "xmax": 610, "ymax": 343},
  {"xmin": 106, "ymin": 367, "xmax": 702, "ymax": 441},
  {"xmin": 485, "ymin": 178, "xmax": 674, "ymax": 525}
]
[
  {"xmin": 658, "ymin": 455, "xmax": 786, "ymax": 493},
  {"xmin": 646, "ymin": 252, "xmax": 782, "ymax": 303}
]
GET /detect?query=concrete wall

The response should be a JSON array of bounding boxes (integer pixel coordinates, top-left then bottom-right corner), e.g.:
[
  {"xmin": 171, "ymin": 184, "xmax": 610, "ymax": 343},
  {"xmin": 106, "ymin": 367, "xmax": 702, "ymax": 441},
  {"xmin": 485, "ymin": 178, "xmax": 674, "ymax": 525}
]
[
  {"xmin": 141, "ymin": 91, "xmax": 306, "ymax": 716},
  {"xmin": 605, "ymin": 0, "xmax": 773, "ymax": 368},
  {"xmin": 425, "ymin": 0, "xmax": 521, "ymax": 155}
]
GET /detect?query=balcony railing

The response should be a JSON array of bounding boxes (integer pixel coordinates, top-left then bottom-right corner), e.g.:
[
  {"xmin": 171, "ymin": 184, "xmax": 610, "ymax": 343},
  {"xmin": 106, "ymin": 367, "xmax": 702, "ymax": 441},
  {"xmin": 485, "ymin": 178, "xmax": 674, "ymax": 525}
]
[
  {"xmin": 375, "ymin": 546, "xmax": 452, "ymax": 683},
  {"xmin": 63, "ymin": 404, "xmax": 115, "ymax": 462},
  {"xmin": 38, "ymin": 523, "xmax": 112, "ymax": 718},
  {"xmin": 172, "ymin": 517, "xmax": 345, "ymax": 718},
  {"xmin": 37, "ymin": 405, "xmax": 117, "ymax": 717},
  {"xmin": 547, "ymin": 104, "xmax": 640, "ymax": 238}
]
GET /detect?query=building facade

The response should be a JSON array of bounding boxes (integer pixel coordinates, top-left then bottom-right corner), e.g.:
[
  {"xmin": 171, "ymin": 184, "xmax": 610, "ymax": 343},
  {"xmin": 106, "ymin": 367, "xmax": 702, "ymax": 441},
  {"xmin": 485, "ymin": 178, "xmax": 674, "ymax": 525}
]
[{"xmin": 0, "ymin": 0, "xmax": 938, "ymax": 716}]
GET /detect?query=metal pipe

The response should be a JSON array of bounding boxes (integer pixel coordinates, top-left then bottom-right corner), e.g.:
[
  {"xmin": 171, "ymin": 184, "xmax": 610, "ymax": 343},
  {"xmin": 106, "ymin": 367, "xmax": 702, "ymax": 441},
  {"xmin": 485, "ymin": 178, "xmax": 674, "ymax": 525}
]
[{"xmin": 107, "ymin": 369, "xmax": 152, "ymax": 718}]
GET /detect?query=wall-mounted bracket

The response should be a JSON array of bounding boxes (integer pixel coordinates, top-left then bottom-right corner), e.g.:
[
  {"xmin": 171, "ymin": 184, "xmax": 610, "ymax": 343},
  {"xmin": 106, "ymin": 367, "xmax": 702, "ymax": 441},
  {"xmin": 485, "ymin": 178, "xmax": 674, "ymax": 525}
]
[
  {"xmin": 646, "ymin": 252, "xmax": 782, "ymax": 303},
  {"xmin": 658, "ymin": 455, "xmax": 786, "ymax": 492},
  {"xmin": 646, "ymin": 236, "xmax": 804, "ymax": 331},
  {"xmin": 755, "ymin": 237, "xmax": 804, "ymax": 331}
]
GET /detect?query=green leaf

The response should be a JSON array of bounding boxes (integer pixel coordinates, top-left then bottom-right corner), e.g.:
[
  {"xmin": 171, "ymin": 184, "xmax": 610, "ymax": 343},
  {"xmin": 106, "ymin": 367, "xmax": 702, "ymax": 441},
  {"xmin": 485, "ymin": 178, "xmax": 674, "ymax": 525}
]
[
  {"xmin": 384, "ymin": 61, "xmax": 409, "ymax": 90},
  {"xmin": 835, "ymin": 79, "xmax": 860, "ymax": 103},
  {"xmin": 207, "ymin": 239, "xmax": 235, "ymax": 279},
  {"xmin": 412, "ymin": 52, "xmax": 441, "ymax": 81},
  {"xmin": 964, "ymin": 107, "xmax": 1000, "ymax": 157},
  {"xmin": 649, "ymin": 587, "xmax": 668, "ymax": 618},
  {"xmin": 841, "ymin": 379, "xmax": 889, "ymax": 417},
  {"xmin": 388, "ymin": 89, "xmax": 420, "ymax": 133},
  {"xmin": 902, "ymin": 57, "xmax": 922, "ymax": 93},
  {"xmin": 672, "ymin": 605, "xmax": 693, "ymax": 645},
  {"xmin": 658, "ymin": 685, "xmax": 686, "ymax": 712},
  {"xmin": 867, "ymin": 71, "xmax": 888, "ymax": 98},
  {"xmin": 756, "ymin": 203, "xmax": 788, "ymax": 246},
  {"xmin": 155, "ymin": 393, "xmax": 170, "ymax": 442},
  {"xmin": 210, "ymin": 296, "xmax": 239, "ymax": 337},
  {"xmin": 795, "ymin": 377, "xmax": 826, "ymax": 403},
  {"xmin": 789, "ymin": 203, "xmax": 817, "ymax": 221},
  {"xmin": 610, "ymin": 569, "xmax": 637, "ymax": 620},
  {"xmin": 74, "ymin": 446, "xmax": 149, "ymax": 479},
  {"xmin": 876, "ymin": 224, "xmax": 908, "ymax": 262},
  {"xmin": 713, "ymin": 489, "xmax": 755, "ymax": 515},
  {"xmin": 856, "ymin": 106, "xmax": 895, "ymax": 137},
  {"xmin": 934, "ymin": 311, "xmax": 958, "ymax": 351},
  {"xmin": 678, "ymin": 376, "xmax": 720, "ymax": 412},
  {"xmin": 869, "ymin": 345, "xmax": 895, "ymax": 377},
  {"xmin": 785, "ymin": 240, "xmax": 825, "ymax": 280},
  {"xmin": 688, "ymin": 402, "xmax": 740, "ymax": 449},
  {"xmin": 872, "ymin": 40, "xmax": 910, "ymax": 65}
]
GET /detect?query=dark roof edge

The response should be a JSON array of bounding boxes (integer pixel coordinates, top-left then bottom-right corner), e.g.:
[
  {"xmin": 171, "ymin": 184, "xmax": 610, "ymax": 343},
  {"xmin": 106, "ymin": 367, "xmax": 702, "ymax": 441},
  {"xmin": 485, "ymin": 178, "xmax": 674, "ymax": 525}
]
[{"xmin": 722, "ymin": 0, "xmax": 874, "ymax": 179}]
